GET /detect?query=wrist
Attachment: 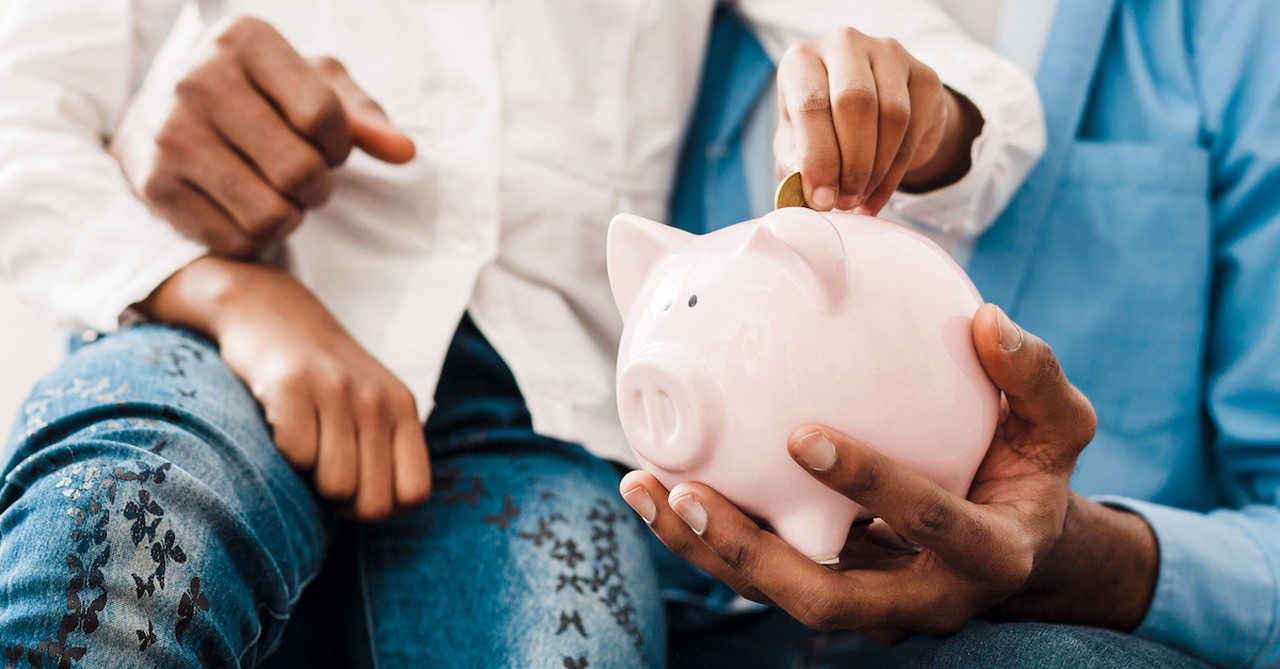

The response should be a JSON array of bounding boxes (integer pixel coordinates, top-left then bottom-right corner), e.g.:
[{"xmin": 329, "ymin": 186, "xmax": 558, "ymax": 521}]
[
  {"xmin": 136, "ymin": 256, "xmax": 296, "ymax": 341},
  {"xmin": 987, "ymin": 494, "xmax": 1159, "ymax": 631},
  {"xmin": 899, "ymin": 87, "xmax": 983, "ymax": 193},
  {"xmin": 136, "ymin": 256, "xmax": 239, "ymax": 337}
]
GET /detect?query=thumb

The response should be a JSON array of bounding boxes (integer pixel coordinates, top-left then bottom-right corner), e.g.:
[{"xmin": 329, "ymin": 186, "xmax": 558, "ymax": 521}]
[
  {"xmin": 972, "ymin": 304, "xmax": 1097, "ymax": 452},
  {"xmin": 322, "ymin": 62, "xmax": 416, "ymax": 164}
]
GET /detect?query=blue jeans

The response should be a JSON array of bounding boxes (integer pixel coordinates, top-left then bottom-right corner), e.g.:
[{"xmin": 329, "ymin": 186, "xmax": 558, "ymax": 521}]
[
  {"xmin": 0, "ymin": 321, "xmax": 663, "ymax": 668},
  {"xmin": 1, "ymin": 322, "xmax": 1213, "ymax": 668},
  {"xmin": 667, "ymin": 608, "xmax": 1213, "ymax": 668}
]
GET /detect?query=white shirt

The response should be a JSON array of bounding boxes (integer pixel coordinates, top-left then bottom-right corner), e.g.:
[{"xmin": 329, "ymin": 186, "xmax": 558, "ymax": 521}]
[
  {"xmin": 0, "ymin": 0, "xmax": 1044, "ymax": 466},
  {"xmin": 893, "ymin": 0, "xmax": 1059, "ymax": 261},
  {"xmin": 741, "ymin": 1, "xmax": 1055, "ymax": 256},
  {"xmin": 941, "ymin": 0, "xmax": 1060, "ymax": 75}
]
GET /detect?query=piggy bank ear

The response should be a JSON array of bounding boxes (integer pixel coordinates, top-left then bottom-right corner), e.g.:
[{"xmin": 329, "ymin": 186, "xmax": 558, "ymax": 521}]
[
  {"xmin": 607, "ymin": 214, "xmax": 695, "ymax": 315},
  {"xmin": 744, "ymin": 208, "xmax": 848, "ymax": 309}
]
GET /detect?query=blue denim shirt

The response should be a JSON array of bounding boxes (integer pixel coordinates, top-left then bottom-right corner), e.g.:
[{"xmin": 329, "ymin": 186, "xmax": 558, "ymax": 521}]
[{"xmin": 672, "ymin": 3, "xmax": 1280, "ymax": 666}]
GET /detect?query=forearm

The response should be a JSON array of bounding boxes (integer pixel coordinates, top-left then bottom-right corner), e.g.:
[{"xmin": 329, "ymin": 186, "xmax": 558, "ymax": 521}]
[
  {"xmin": 987, "ymin": 493, "xmax": 1159, "ymax": 631},
  {"xmin": 137, "ymin": 254, "xmax": 431, "ymax": 520},
  {"xmin": 136, "ymin": 256, "xmax": 346, "ymax": 345}
]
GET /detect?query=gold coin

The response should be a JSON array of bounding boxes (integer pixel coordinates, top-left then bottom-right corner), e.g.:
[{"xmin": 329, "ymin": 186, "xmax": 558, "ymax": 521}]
[{"xmin": 774, "ymin": 171, "xmax": 807, "ymax": 209}]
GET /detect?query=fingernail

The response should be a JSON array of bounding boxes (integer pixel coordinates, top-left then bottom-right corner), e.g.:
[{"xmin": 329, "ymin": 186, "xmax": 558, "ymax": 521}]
[
  {"xmin": 836, "ymin": 194, "xmax": 859, "ymax": 211},
  {"xmin": 622, "ymin": 487, "xmax": 656, "ymax": 524},
  {"xmin": 812, "ymin": 187, "xmax": 836, "ymax": 209},
  {"xmin": 671, "ymin": 494, "xmax": 708, "ymax": 536},
  {"xmin": 794, "ymin": 431, "xmax": 837, "ymax": 471},
  {"xmin": 995, "ymin": 306, "xmax": 1024, "ymax": 352}
]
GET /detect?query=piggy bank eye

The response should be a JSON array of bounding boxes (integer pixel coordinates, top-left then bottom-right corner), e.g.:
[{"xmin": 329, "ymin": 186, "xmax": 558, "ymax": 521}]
[{"xmin": 687, "ymin": 294, "xmax": 698, "ymax": 308}]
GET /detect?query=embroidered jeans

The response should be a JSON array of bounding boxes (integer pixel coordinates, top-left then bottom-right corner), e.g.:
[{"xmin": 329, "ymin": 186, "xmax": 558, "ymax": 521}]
[
  {"xmin": 0, "ymin": 321, "xmax": 1213, "ymax": 669},
  {"xmin": 0, "ymin": 322, "xmax": 663, "ymax": 668}
]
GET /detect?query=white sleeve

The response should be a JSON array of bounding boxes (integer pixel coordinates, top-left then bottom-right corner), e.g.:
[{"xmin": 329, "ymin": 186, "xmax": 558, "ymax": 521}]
[
  {"xmin": 734, "ymin": 0, "xmax": 1046, "ymax": 239},
  {"xmin": 0, "ymin": 0, "xmax": 206, "ymax": 332}
]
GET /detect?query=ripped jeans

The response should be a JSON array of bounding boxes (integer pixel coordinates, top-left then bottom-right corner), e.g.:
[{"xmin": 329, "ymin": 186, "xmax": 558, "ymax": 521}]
[{"xmin": 0, "ymin": 321, "xmax": 664, "ymax": 668}]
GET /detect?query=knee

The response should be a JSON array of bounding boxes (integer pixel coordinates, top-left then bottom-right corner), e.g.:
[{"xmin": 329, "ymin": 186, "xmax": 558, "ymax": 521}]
[
  {"xmin": 2, "ymin": 324, "xmax": 326, "ymax": 573},
  {"xmin": 3, "ymin": 420, "xmax": 326, "ymax": 576},
  {"xmin": 0, "ymin": 453, "xmax": 230, "ymax": 664},
  {"xmin": 0, "ymin": 449, "xmax": 327, "ymax": 667},
  {"xmin": 913, "ymin": 622, "xmax": 1201, "ymax": 669},
  {"xmin": 4, "ymin": 325, "xmax": 301, "ymax": 511},
  {"xmin": 12, "ymin": 325, "xmax": 262, "ymax": 449}
]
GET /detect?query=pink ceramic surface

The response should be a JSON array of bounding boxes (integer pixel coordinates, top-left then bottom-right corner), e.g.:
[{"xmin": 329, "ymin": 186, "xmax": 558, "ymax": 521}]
[{"xmin": 607, "ymin": 207, "xmax": 999, "ymax": 564}]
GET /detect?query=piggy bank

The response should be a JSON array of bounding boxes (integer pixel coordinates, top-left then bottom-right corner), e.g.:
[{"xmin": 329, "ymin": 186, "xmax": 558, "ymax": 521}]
[{"xmin": 607, "ymin": 207, "xmax": 999, "ymax": 564}]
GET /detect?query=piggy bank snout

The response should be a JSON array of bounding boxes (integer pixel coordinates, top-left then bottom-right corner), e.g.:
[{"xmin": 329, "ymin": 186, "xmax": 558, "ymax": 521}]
[{"xmin": 618, "ymin": 348, "xmax": 723, "ymax": 472}]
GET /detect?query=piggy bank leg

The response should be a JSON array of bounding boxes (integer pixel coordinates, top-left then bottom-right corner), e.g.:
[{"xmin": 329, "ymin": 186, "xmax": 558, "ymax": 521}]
[{"xmin": 770, "ymin": 506, "xmax": 861, "ymax": 565}]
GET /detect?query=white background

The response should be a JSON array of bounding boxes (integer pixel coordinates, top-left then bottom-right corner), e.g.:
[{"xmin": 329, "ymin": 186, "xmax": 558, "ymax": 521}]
[{"xmin": 0, "ymin": 285, "xmax": 59, "ymax": 441}]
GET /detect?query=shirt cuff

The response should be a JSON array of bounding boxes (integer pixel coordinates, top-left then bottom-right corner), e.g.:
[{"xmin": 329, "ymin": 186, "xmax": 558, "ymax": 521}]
[
  {"xmin": 884, "ymin": 55, "xmax": 1044, "ymax": 239},
  {"xmin": 1095, "ymin": 495, "xmax": 1278, "ymax": 668},
  {"xmin": 57, "ymin": 197, "xmax": 207, "ymax": 333}
]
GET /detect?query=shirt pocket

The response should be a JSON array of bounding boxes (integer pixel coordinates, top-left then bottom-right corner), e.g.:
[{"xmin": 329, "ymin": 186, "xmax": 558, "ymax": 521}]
[
  {"xmin": 1033, "ymin": 140, "xmax": 1212, "ymax": 437},
  {"xmin": 1061, "ymin": 140, "xmax": 1211, "ymax": 191}
]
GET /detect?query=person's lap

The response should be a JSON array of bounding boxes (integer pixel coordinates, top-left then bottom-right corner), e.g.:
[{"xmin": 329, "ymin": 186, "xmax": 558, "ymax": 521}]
[
  {"xmin": 353, "ymin": 437, "xmax": 662, "ymax": 667},
  {"xmin": 268, "ymin": 439, "xmax": 666, "ymax": 669},
  {"xmin": 0, "ymin": 324, "xmax": 330, "ymax": 667},
  {"xmin": 0, "ymin": 323, "xmax": 1210, "ymax": 668},
  {"xmin": 666, "ymin": 605, "xmax": 1212, "ymax": 668},
  {"xmin": 0, "ymin": 322, "xmax": 665, "ymax": 667}
]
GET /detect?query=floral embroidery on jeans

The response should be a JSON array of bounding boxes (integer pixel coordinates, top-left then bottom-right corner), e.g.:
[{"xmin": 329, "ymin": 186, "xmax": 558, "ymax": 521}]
[
  {"xmin": 6, "ymin": 455, "xmax": 217, "ymax": 667},
  {"xmin": 512, "ymin": 496, "xmax": 649, "ymax": 666},
  {"xmin": 435, "ymin": 464, "xmax": 489, "ymax": 506},
  {"xmin": 175, "ymin": 578, "xmax": 210, "ymax": 644},
  {"xmin": 22, "ymin": 378, "xmax": 130, "ymax": 436}
]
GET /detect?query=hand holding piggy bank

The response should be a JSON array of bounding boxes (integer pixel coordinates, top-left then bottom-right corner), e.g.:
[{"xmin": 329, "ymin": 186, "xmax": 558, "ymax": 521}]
[{"xmin": 607, "ymin": 207, "xmax": 999, "ymax": 564}]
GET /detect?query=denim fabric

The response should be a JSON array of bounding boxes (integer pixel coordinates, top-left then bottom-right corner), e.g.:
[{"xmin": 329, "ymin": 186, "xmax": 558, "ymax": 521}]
[
  {"xmin": 668, "ymin": 610, "xmax": 1212, "ymax": 669},
  {"xmin": 0, "ymin": 325, "xmax": 330, "ymax": 667},
  {"xmin": 667, "ymin": 3, "xmax": 773, "ymax": 237},
  {"xmin": 352, "ymin": 439, "xmax": 661, "ymax": 667},
  {"xmin": 911, "ymin": 623, "xmax": 1212, "ymax": 669},
  {"xmin": 0, "ymin": 319, "xmax": 664, "ymax": 668},
  {"xmin": 348, "ymin": 315, "xmax": 664, "ymax": 667}
]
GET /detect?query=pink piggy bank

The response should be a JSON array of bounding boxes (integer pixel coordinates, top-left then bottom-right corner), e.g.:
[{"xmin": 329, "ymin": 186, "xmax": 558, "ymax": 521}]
[{"xmin": 607, "ymin": 207, "xmax": 999, "ymax": 564}]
